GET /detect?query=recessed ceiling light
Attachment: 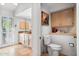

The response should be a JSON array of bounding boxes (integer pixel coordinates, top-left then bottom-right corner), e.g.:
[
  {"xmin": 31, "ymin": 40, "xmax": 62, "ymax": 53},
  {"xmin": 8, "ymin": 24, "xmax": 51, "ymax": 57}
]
[
  {"xmin": 13, "ymin": 3, "xmax": 18, "ymax": 6},
  {"xmin": 1, "ymin": 3, "xmax": 5, "ymax": 5}
]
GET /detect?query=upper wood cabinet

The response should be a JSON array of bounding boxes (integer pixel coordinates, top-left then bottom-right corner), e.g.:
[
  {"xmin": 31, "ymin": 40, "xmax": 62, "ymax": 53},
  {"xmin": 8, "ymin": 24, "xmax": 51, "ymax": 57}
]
[
  {"xmin": 51, "ymin": 12, "xmax": 61, "ymax": 27},
  {"xmin": 51, "ymin": 8, "xmax": 74, "ymax": 27}
]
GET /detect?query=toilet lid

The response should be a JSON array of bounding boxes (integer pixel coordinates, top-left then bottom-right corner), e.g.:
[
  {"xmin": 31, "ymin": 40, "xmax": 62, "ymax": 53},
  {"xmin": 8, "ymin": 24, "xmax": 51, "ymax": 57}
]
[{"xmin": 48, "ymin": 43, "xmax": 61, "ymax": 48}]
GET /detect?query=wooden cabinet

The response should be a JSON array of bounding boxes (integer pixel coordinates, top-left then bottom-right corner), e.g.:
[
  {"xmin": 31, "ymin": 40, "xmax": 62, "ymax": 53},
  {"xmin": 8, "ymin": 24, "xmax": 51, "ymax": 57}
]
[
  {"xmin": 51, "ymin": 8, "xmax": 74, "ymax": 27},
  {"xmin": 19, "ymin": 20, "xmax": 29, "ymax": 30},
  {"xmin": 51, "ymin": 12, "xmax": 61, "ymax": 27}
]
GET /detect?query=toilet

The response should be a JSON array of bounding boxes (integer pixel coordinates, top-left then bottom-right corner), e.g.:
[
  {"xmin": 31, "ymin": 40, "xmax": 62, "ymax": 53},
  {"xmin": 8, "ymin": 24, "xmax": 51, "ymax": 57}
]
[{"xmin": 44, "ymin": 35, "xmax": 62, "ymax": 56}]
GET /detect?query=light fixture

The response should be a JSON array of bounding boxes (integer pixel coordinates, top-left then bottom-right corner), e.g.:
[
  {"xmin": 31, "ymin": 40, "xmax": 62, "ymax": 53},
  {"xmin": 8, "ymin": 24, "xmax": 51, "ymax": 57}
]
[
  {"xmin": 0, "ymin": 3, "xmax": 18, "ymax": 6},
  {"xmin": 1, "ymin": 3, "xmax": 5, "ymax": 5},
  {"xmin": 13, "ymin": 3, "xmax": 18, "ymax": 6}
]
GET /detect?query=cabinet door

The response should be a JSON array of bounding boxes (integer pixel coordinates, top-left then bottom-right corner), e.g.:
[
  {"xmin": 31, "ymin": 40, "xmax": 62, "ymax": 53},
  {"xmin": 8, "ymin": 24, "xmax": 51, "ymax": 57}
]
[
  {"xmin": 51, "ymin": 8, "xmax": 74, "ymax": 27},
  {"xmin": 61, "ymin": 8, "xmax": 74, "ymax": 26},
  {"xmin": 51, "ymin": 13, "xmax": 60, "ymax": 27}
]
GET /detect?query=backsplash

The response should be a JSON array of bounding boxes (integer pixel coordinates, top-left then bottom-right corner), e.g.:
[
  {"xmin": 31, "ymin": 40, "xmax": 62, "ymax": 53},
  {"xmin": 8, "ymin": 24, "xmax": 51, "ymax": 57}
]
[
  {"xmin": 53, "ymin": 26, "xmax": 76, "ymax": 35},
  {"xmin": 57, "ymin": 27, "xmax": 72, "ymax": 33}
]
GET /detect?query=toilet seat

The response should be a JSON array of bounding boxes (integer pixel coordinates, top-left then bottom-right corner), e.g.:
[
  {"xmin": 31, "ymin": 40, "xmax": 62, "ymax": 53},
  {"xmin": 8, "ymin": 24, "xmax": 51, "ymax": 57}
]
[
  {"xmin": 48, "ymin": 43, "xmax": 62, "ymax": 50},
  {"xmin": 43, "ymin": 35, "xmax": 62, "ymax": 56},
  {"xmin": 48, "ymin": 43, "xmax": 61, "ymax": 48}
]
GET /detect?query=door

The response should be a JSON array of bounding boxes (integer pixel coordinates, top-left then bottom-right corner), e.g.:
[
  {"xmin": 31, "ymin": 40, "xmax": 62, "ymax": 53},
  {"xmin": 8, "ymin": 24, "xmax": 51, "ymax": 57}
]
[
  {"xmin": 32, "ymin": 3, "xmax": 41, "ymax": 56},
  {"xmin": 2, "ymin": 17, "xmax": 13, "ymax": 44}
]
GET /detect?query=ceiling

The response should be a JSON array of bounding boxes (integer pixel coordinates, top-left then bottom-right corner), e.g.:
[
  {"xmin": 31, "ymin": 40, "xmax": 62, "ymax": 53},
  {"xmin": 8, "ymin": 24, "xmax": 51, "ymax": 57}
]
[
  {"xmin": 0, "ymin": 3, "xmax": 76, "ymax": 13},
  {"xmin": 15, "ymin": 8, "xmax": 32, "ymax": 19},
  {"xmin": 0, "ymin": 3, "xmax": 17, "ymax": 12},
  {"xmin": 0, "ymin": 3, "xmax": 32, "ymax": 19},
  {"xmin": 41, "ymin": 3, "xmax": 76, "ymax": 12},
  {"xmin": 15, "ymin": 3, "xmax": 32, "ymax": 14},
  {"xmin": 14, "ymin": 3, "xmax": 32, "ymax": 19},
  {"xmin": 0, "ymin": 3, "xmax": 76, "ymax": 18},
  {"xmin": 0, "ymin": 3, "xmax": 32, "ymax": 12}
]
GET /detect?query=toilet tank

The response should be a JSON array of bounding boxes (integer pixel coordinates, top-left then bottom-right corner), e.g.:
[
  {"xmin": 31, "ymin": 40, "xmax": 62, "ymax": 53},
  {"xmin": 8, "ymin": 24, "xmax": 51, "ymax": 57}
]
[
  {"xmin": 51, "ymin": 35, "xmax": 76, "ymax": 56},
  {"xmin": 44, "ymin": 35, "xmax": 52, "ymax": 45}
]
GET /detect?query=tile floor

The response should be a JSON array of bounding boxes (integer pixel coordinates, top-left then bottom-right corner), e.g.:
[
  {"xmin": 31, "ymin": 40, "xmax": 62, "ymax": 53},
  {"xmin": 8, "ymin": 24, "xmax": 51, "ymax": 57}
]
[
  {"xmin": 0, "ymin": 44, "xmax": 65, "ymax": 56},
  {"xmin": 0, "ymin": 44, "xmax": 32, "ymax": 56}
]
